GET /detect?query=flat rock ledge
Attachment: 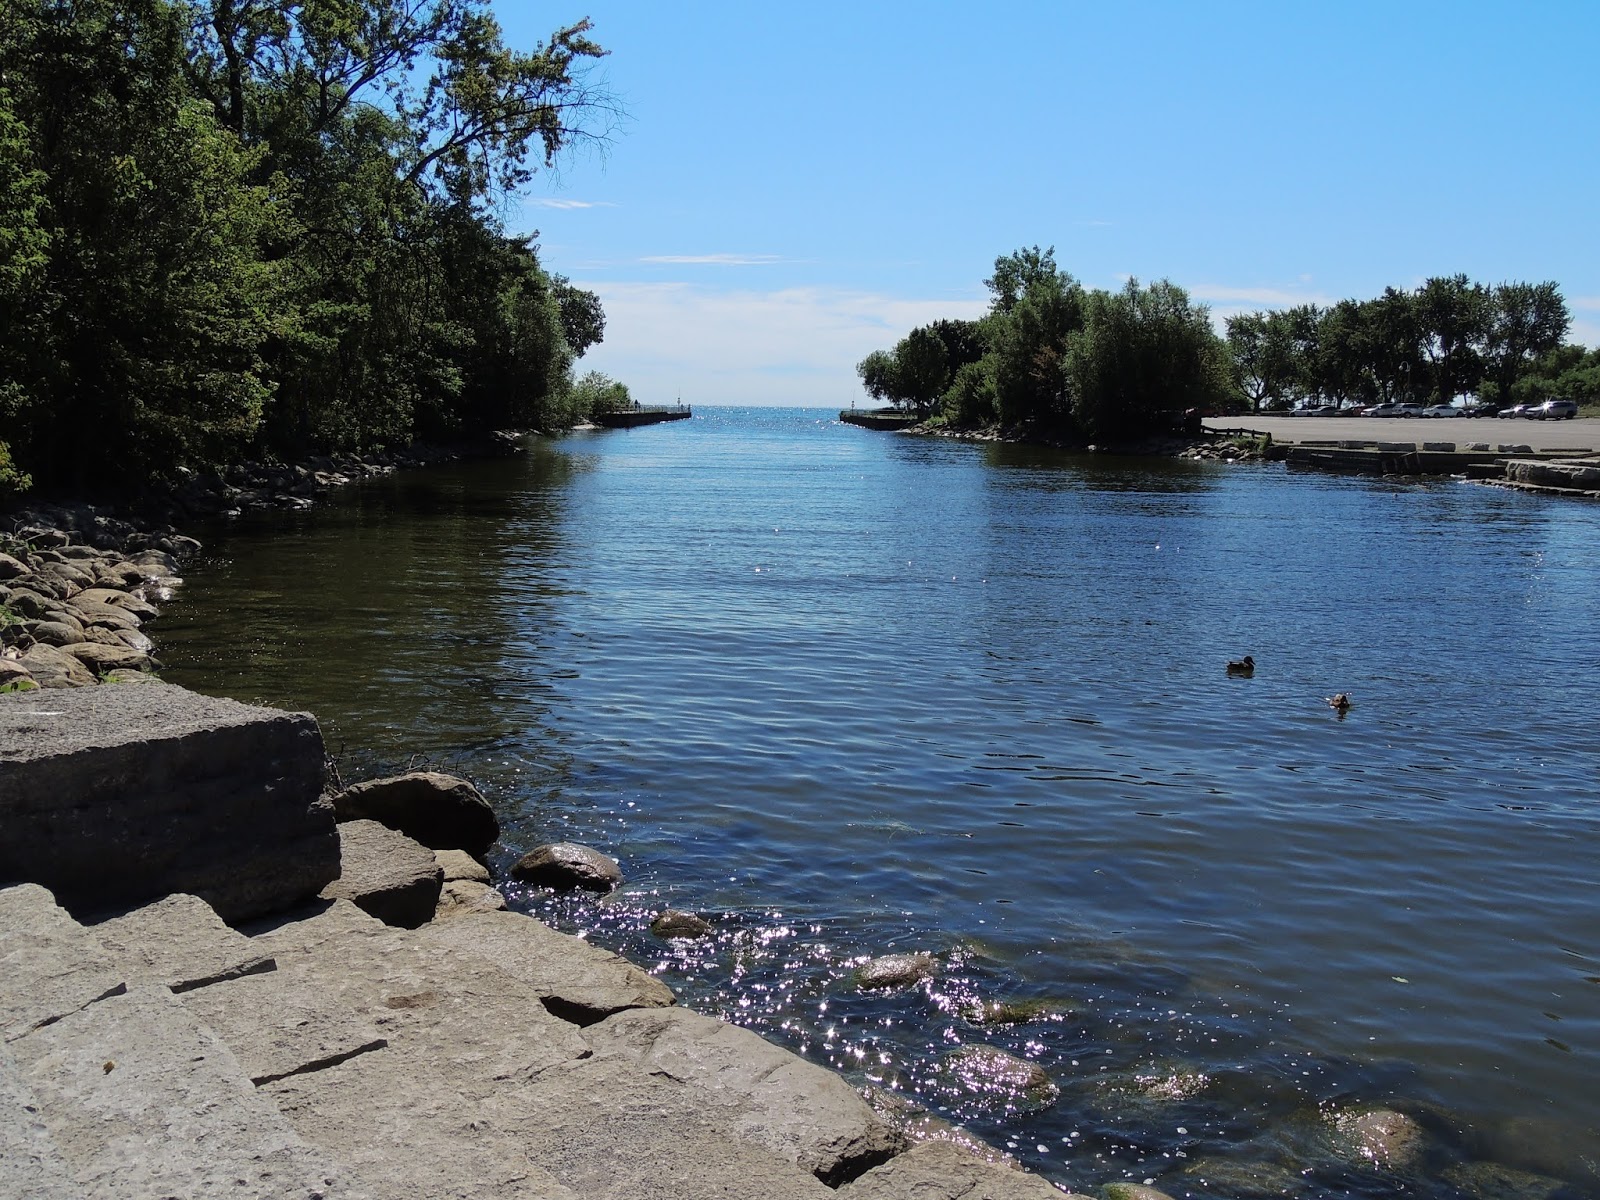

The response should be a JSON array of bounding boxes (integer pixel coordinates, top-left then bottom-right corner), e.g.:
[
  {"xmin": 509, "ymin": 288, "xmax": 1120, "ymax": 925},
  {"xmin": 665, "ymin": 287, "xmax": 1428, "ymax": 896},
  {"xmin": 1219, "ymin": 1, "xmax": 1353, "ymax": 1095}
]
[{"xmin": 0, "ymin": 882, "xmax": 1064, "ymax": 1199}]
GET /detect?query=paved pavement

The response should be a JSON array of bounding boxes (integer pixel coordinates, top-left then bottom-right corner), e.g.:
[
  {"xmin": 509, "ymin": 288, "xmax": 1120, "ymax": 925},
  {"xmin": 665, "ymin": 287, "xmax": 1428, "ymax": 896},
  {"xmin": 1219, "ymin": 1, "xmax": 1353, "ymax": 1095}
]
[{"xmin": 1204, "ymin": 414, "xmax": 1600, "ymax": 454}]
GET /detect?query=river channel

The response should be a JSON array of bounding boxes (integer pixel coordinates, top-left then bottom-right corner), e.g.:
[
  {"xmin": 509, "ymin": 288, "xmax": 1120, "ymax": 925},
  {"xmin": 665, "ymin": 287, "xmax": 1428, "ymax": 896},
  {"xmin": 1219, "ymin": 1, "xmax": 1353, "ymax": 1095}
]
[{"xmin": 157, "ymin": 407, "xmax": 1600, "ymax": 1197}]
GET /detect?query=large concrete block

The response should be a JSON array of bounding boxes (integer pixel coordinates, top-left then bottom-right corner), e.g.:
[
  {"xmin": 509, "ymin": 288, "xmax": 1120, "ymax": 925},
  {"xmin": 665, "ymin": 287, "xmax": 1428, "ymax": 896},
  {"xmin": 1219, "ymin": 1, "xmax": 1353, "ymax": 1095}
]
[{"xmin": 0, "ymin": 681, "xmax": 337, "ymax": 923}]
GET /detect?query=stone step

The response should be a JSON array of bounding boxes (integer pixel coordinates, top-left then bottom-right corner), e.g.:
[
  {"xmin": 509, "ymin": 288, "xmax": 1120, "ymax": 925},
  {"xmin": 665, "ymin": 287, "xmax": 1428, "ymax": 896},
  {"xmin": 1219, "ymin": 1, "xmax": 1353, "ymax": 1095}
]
[
  {"xmin": 8, "ymin": 983, "xmax": 342, "ymax": 1198},
  {"xmin": 0, "ymin": 884, "xmax": 125, "ymax": 1043},
  {"xmin": 88, "ymin": 891, "xmax": 275, "ymax": 993}
]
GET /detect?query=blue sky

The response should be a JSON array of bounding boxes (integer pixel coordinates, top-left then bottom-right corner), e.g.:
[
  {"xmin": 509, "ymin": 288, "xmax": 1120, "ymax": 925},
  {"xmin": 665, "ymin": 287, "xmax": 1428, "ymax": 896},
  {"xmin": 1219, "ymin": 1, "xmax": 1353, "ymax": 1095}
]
[{"xmin": 496, "ymin": 2, "xmax": 1600, "ymax": 406}]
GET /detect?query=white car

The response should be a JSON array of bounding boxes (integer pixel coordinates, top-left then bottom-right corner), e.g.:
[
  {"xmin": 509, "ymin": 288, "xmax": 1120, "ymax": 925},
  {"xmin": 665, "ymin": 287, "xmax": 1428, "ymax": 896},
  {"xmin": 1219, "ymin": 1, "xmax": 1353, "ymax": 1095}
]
[{"xmin": 1423, "ymin": 404, "xmax": 1463, "ymax": 417}]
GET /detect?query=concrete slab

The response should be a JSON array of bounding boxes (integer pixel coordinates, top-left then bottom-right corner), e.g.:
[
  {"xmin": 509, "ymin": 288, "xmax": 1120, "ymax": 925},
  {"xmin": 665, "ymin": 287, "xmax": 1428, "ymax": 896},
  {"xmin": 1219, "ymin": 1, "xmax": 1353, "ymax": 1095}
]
[
  {"xmin": 579, "ymin": 1006, "xmax": 904, "ymax": 1185},
  {"xmin": 9, "ymin": 984, "xmax": 339, "ymax": 1198},
  {"xmin": 180, "ymin": 968, "xmax": 389, "ymax": 1086},
  {"xmin": 0, "ymin": 884, "xmax": 125, "ymax": 1043},
  {"xmin": 421, "ymin": 909, "xmax": 675, "ymax": 1025},
  {"xmin": 0, "ymin": 681, "xmax": 337, "ymax": 922},
  {"xmin": 89, "ymin": 892, "xmax": 274, "ymax": 993}
]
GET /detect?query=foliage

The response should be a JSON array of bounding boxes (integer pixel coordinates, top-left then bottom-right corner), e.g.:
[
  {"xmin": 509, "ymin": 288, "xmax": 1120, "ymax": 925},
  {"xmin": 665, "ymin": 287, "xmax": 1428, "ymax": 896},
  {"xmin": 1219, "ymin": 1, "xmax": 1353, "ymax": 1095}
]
[
  {"xmin": 569, "ymin": 370, "xmax": 632, "ymax": 415},
  {"xmin": 0, "ymin": 0, "xmax": 621, "ymax": 496}
]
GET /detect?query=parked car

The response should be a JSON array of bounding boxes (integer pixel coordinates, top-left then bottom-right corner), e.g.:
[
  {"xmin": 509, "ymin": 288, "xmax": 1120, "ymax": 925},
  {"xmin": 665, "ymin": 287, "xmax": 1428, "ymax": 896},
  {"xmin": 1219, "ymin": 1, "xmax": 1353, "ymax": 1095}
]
[
  {"xmin": 1423, "ymin": 404, "xmax": 1463, "ymax": 417},
  {"xmin": 1497, "ymin": 404, "xmax": 1538, "ymax": 418},
  {"xmin": 1308, "ymin": 404, "xmax": 1340, "ymax": 416},
  {"xmin": 1394, "ymin": 403, "xmax": 1427, "ymax": 416},
  {"xmin": 1367, "ymin": 403, "xmax": 1402, "ymax": 417},
  {"xmin": 1531, "ymin": 399, "xmax": 1578, "ymax": 420}
]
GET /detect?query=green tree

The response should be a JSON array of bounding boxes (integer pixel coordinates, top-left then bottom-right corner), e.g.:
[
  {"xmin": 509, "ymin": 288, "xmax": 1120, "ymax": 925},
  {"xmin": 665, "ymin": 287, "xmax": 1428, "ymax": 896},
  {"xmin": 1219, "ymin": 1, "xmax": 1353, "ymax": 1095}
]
[
  {"xmin": 1415, "ymin": 274, "xmax": 1488, "ymax": 404},
  {"xmin": 1480, "ymin": 281, "xmax": 1569, "ymax": 405},
  {"xmin": 1068, "ymin": 279, "xmax": 1232, "ymax": 440},
  {"xmin": 1226, "ymin": 311, "xmax": 1295, "ymax": 412}
]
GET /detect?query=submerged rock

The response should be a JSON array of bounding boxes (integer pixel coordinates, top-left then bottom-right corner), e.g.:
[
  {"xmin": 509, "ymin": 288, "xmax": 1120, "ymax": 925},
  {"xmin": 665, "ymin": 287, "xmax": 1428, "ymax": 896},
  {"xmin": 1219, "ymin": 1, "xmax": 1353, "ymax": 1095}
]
[
  {"xmin": 959, "ymin": 997, "xmax": 1067, "ymax": 1026},
  {"xmin": 1103, "ymin": 1184, "xmax": 1176, "ymax": 1200},
  {"xmin": 855, "ymin": 952, "xmax": 937, "ymax": 992},
  {"xmin": 650, "ymin": 909, "xmax": 713, "ymax": 939},
  {"xmin": 511, "ymin": 842, "xmax": 622, "ymax": 893},
  {"xmin": 1327, "ymin": 1106, "xmax": 1429, "ymax": 1171},
  {"xmin": 938, "ymin": 1045, "xmax": 1058, "ymax": 1112}
]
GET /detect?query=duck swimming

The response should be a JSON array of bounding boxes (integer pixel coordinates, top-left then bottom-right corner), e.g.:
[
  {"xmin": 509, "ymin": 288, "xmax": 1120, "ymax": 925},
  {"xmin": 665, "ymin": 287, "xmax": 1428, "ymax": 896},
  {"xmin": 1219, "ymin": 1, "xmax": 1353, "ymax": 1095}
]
[
  {"xmin": 1226, "ymin": 655, "xmax": 1255, "ymax": 676},
  {"xmin": 1326, "ymin": 692, "xmax": 1352, "ymax": 713}
]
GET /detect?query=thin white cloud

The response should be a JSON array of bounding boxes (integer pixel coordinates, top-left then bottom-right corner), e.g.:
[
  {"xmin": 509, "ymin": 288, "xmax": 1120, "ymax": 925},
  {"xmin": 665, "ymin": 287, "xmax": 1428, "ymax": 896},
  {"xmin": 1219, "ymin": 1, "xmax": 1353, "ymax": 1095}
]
[
  {"xmin": 1570, "ymin": 295, "xmax": 1600, "ymax": 312},
  {"xmin": 1187, "ymin": 283, "xmax": 1336, "ymax": 308},
  {"xmin": 1569, "ymin": 317, "xmax": 1599, "ymax": 349},
  {"xmin": 573, "ymin": 282, "xmax": 987, "ymax": 407},
  {"xmin": 640, "ymin": 254, "xmax": 786, "ymax": 266},
  {"xmin": 525, "ymin": 198, "xmax": 616, "ymax": 209}
]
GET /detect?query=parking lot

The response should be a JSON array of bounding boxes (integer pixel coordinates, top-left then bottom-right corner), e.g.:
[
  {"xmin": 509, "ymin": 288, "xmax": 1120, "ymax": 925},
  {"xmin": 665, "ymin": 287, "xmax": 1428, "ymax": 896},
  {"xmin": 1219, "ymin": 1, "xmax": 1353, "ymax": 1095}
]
[{"xmin": 1204, "ymin": 414, "xmax": 1600, "ymax": 454}]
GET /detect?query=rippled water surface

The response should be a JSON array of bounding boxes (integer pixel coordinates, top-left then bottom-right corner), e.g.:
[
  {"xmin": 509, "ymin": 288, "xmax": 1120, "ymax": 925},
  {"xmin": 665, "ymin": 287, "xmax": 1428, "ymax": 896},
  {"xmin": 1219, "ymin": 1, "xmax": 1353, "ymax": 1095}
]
[{"xmin": 159, "ymin": 408, "xmax": 1600, "ymax": 1196}]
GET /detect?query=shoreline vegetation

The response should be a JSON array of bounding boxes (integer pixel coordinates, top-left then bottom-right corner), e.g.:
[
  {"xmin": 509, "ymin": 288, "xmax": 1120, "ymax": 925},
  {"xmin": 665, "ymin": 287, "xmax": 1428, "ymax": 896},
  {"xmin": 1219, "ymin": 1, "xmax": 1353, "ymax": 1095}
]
[
  {"xmin": 0, "ymin": 0, "xmax": 639, "ymax": 511},
  {"xmin": 854, "ymin": 248, "xmax": 1599, "ymax": 448}
]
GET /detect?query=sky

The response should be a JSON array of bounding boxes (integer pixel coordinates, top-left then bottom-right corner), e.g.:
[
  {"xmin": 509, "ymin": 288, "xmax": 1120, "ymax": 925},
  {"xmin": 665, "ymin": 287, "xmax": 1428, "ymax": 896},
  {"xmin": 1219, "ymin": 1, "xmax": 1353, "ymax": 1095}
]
[{"xmin": 494, "ymin": 1, "xmax": 1600, "ymax": 407}]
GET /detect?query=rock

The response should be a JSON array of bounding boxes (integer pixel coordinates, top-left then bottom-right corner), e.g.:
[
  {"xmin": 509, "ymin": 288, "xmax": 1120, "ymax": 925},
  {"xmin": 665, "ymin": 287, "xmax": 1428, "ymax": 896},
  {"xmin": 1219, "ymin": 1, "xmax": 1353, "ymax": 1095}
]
[
  {"xmin": 332, "ymin": 770, "xmax": 499, "ymax": 857},
  {"xmin": 0, "ymin": 661, "xmax": 34, "ymax": 690},
  {"xmin": 1103, "ymin": 1185, "xmax": 1176, "ymax": 1200},
  {"xmin": 5, "ymin": 588, "xmax": 51, "ymax": 619},
  {"xmin": 0, "ymin": 680, "xmax": 336, "ymax": 922},
  {"xmin": 22, "ymin": 620, "xmax": 83, "ymax": 648},
  {"xmin": 63, "ymin": 641, "xmax": 153, "ymax": 675},
  {"xmin": 938, "ymin": 1045, "xmax": 1058, "ymax": 1112},
  {"xmin": 75, "ymin": 586, "xmax": 159, "ymax": 621},
  {"xmin": 433, "ymin": 879, "xmax": 508, "ymax": 920},
  {"xmin": 9, "ymin": 983, "xmax": 340, "ymax": 1196},
  {"xmin": 0, "ymin": 553, "xmax": 27, "ymax": 581},
  {"xmin": 66, "ymin": 598, "xmax": 139, "ymax": 630},
  {"xmin": 580, "ymin": 1005, "xmax": 904, "ymax": 1184},
  {"xmin": 421, "ymin": 909, "xmax": 675, "ymax": 1024},
  {"xmin": 434, "ymin": 847, "xmax": 491, "ymax": 882},
  {"xmin": 1327, "ymin": 1106, "xmax": 1428, "ymax": 1171},
  {"xmin": 88, "ymin": 892, "xmax": 274, "ymax": 993},
  {"xmin": 510, "ymin": 842, "xmax": 622, "ymax": 892},
  {"xmin": 319, "ymin": 820, "xmax": 443, "ymax": 929},
  {"xmin": 651, "ymin": 908, "xmax": 714, "ymax": 939},
  {"xmin": 112, "ymin": 626, "xmax": 157, "ymax": 654},
  {"xmin": 0, "ymin": 884, "xmax": 127, "ymax": 1042},
  {"xmin": 15, "ymin": 644, "xmax": 95, "ymax": 687},
  {"xmin": 855, "ymin": 952, "xmax": 937, "ymax": 991},
  {"xmin": 959, "ymin": 997, "xmax": 1066, "ymax": 1026},
  {"xmin": 861, "ymin": 1087, "xmax": 1019, "ymax": 1169},
  {"xmin": 836, "ymin": 1140, "xmax": 1063, "ymax": 1200},
  {"xmin": 126, "ymin": 548, "xmax": 181, "ymax": 576},
  {"xmin": 36, "ymin": 561, "xmax": 92, "ymax": 593}
]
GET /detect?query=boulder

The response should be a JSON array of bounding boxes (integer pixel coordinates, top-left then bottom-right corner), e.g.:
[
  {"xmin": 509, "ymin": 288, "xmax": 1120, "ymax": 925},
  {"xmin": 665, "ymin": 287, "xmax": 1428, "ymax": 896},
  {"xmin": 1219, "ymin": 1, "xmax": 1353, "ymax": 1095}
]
[
  {"xmin": 651, "ymin": 909, "xmax": 713, "ymax": 939},
  {"xmin": 1103, "ymin": 1186, "xmax": 1176, "ymax": 1200},
  {"xmin": 0, "ymin": 680, "xmax": 336, "ymax": 922},
  {"xmin": 15, "ymin": 644, "xmax": 95, "ymax": 688},
  {"xmin": 510, "ymin": 842, "xmax": 622, "ymax": 893},
  {"xmin": 113, "ymin": 627, "xmax": 157, "ymax": 654},
  {"xmin": 76, "ymin": 587, "xmax": 159, "ymax": 621},
  {"xmin": 319, "ymin": 820, "xmax": 444, "ymax": 929},
  {"xmin": 434, "ymin": 848, "xmax": 490, "ymax": 883},
  {"xmin": 332, "ymin": 771, "xmax": 499, "ymax": 857},
  {"xmin": 67, "ymin": 598, "xmax": 139, "ymax": 630},
  {"xmin": 0, "ymin": 661, "xmax": 33, "ymax": 689},
  {"xmin": 433, "ymin": 879, "xmax": 508, "ymax": 921},
  {"xmin": 0, "ymin": 553, "xmax": 27, "ymax": 581},
  {"xmin": 126, "ymin": 549, "xmax": 181, "ymax": 576},
  {"xmin": 1327, "ymin": 1106, "xmax": 1428, "ymax": 1171},
  {"xmin": 22, "ymin": 620, "xmax": 82, "ymax": 648},
  {"xmin": 855, "ymin": 952, "xmax": 937, "ymax": 991},
  {"xmin": 63, "ymin": 641, "xmax": 153, "ymax": 675}
]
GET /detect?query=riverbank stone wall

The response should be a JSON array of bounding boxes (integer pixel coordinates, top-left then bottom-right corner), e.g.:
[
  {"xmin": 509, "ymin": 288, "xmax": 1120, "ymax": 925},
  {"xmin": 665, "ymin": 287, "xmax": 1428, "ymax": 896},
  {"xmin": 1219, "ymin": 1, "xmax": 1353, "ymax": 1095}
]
[{"xmin": 0, "ymin": 681, "xmax": 336, "ymax": 922}]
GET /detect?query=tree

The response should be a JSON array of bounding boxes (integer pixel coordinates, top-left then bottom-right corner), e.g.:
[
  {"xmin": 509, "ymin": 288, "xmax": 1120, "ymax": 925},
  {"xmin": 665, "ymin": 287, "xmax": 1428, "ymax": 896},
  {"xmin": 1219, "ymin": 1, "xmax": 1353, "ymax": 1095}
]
[
  {"xmin": 1226, "ymin": 311, "xmax": 1295, "ymax": 412},
  {"xmin": 1415, "ymin": 274, "xmax": 1488, "ymax": 404},
  {"xmin": 1480, "ymin": 282, "xmax": 1569, "ymax": 405},
  {"xmin": 1068, "ymin": 279, "xmax": 1232, "ymax": 440}
]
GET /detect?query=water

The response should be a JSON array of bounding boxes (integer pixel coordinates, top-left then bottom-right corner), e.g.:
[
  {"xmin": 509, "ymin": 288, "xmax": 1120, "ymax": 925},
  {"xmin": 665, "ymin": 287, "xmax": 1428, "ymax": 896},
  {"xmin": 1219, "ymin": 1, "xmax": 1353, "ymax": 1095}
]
[{"xmin": 158, "ymin": 407, "xmax": 1600, "ymax": 1196}]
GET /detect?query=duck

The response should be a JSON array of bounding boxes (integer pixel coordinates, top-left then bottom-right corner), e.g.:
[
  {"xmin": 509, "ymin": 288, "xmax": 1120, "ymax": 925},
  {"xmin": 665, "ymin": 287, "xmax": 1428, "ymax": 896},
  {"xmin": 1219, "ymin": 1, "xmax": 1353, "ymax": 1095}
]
[
  {"xmin": 1226, "ymin": 655, "xmax": 1255, "ymax": 677},
  {"xmin": 1326, "ymin": 692, "xmax": 1352, "ymax": 713}
]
